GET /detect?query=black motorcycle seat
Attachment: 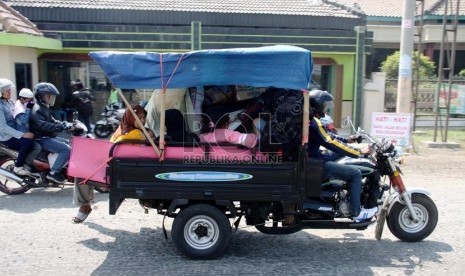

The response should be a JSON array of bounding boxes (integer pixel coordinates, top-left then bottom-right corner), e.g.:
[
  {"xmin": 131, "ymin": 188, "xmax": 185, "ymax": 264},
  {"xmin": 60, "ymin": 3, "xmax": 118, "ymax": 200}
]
[{"xmin": 321, "ymin": 179, "xmax": 346, "ymax": 189}]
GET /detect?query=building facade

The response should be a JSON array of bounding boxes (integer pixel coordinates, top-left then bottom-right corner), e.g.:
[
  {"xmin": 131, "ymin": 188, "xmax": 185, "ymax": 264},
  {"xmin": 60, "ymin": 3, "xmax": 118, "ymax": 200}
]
[
  {"xmin": 0, "ymin": 1, "xmax": 61, "ymax": 99},
  {"xmin": 5, "ymin": 0, "xmax": 374, "ymax": 126},
  {"xmin": 338, "ymin": 0, "xmax": 465, "ymax": 76}
]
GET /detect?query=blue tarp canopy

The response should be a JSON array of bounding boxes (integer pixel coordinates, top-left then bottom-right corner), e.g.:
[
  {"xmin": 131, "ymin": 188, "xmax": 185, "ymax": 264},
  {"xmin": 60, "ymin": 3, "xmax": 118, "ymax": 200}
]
[{"xmin": 89, "ymin": 45, "xmax": 312, "ymax": 90}]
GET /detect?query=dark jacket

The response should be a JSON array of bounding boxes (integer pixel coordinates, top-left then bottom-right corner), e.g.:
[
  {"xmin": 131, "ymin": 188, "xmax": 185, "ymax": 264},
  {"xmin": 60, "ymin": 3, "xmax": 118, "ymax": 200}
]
[
  {"xmin": 307, "ymin": 117, "xmax": 360, "ymax": 161},
  {"xmin": 73, "ymin": 89, "xmax": 95, "ymax": 116},
  {"xmin": 29, "ymin": 102, "xmax": 67, "ymax": 138}
]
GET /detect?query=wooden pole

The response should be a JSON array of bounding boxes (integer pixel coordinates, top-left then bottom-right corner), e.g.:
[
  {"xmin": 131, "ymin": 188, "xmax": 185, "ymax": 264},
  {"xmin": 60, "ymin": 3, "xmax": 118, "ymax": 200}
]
[
  {"xmin": 158, "ymin": 88, "xmax": 166, "ymax": 160},
  {"xmin": 302, "ymin": 90, "xmax": 309, "ymax": 145}
]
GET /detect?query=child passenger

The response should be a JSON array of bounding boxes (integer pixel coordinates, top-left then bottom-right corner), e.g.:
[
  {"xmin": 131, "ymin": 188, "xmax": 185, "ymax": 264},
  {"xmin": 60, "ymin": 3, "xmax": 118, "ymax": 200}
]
[{"xmin": 14, "ymin": 88, "xmax": 42, "ymax": 167}]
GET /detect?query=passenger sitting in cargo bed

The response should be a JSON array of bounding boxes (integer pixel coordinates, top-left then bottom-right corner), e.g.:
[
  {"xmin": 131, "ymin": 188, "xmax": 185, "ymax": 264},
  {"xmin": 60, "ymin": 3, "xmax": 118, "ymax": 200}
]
[
  {"xmin": 200, "ymin": 112, "xmax": 258, "ymax": 149},
  {"xmin": 162, "ymin": 109, "xmax": 199, "ymax": 143},
  {"xmin": 110, "ymin": 104, "xmax": 155, "ymax": 143}
]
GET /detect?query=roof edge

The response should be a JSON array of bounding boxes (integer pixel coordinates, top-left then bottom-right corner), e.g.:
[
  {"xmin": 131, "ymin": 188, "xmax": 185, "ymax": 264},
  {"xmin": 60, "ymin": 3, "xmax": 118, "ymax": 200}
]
[
  {"xmin": 1, "ymin": 1, "xmax": 42, "ymax": 36},
  {"xmin": 324, "ymin": 0, "xmax": 366, "ymax": 18},
  {"xmin": 0, "ymin": 32, "xmax": 62, "ymax": 50}
]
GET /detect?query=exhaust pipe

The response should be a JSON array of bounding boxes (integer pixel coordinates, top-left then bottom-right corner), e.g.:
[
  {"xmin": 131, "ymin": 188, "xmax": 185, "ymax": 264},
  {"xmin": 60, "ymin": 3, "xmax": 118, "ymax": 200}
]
[{"xmin": 0, "ymin": 167, "xmax": 24, "ymax": 183}]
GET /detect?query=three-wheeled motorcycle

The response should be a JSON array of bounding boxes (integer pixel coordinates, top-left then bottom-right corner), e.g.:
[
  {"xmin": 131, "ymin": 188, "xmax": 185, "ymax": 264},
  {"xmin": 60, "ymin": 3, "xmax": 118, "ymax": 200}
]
[{"xmin": 69, "ymin": 45, "xmax": 438, "ymax": 259}]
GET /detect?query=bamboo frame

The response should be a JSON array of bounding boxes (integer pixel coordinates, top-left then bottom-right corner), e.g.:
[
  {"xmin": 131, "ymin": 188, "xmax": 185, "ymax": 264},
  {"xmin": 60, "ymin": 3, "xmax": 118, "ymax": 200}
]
[{"xmin": 302, "ymin": 89, "xmax": 310, "ymax": 145}]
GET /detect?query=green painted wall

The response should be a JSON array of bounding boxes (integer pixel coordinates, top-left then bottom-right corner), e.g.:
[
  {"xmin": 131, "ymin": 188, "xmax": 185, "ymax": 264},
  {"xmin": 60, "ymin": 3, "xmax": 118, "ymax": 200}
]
[
  {"xmin": 0, "ymin": 33, "xmax": 62, "ymax": 50},
  {"xmin": 313, "ymin": 52, "xmax": 355, "ymax": 101}
]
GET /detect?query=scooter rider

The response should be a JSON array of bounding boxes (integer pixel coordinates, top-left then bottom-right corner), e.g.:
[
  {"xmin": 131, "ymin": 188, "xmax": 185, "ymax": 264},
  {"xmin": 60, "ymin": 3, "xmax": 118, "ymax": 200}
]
[
  {"xmin": 0, "ymin": 79, "xmax": 35, "ymax": 176},
  {"xmin": 29, "ymin": 82, "xmax": 72, "ymax": 184},
  {"xmin": 307, "ymin": 90, "xmax": 377, "ymax": 222}
]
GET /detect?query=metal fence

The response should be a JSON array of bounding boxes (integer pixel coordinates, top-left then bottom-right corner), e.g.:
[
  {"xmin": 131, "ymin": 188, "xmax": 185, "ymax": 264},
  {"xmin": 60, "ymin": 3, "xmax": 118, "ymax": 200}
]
[{"xmin": 384, "ymin": 78, "xmax": 465, "ymax": 115}]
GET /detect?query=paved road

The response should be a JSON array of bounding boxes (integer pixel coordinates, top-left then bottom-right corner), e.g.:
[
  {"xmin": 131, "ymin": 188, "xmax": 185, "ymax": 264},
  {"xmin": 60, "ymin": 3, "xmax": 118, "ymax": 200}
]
[{"xmin": 1, "ymin": 147, "xmax": 464, "ymax": 276}]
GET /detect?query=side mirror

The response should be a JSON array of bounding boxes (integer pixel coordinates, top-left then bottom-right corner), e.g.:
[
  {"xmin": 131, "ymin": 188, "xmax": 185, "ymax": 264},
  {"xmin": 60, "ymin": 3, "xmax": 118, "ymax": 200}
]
[
  {"xmin": 341, "ymin": 116, "xmax": 351, "ymax": 128},
  {"xmin": 341, "ymin": 116, "xmax": 356, "ymax": 133}
]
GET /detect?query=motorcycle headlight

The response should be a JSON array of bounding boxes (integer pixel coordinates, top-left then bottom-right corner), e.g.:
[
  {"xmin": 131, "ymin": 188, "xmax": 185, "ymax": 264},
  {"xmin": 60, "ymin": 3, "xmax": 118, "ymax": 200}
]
[{"xmin": 382, "ymin": 141, "xmax": 395, "ymax": 153}]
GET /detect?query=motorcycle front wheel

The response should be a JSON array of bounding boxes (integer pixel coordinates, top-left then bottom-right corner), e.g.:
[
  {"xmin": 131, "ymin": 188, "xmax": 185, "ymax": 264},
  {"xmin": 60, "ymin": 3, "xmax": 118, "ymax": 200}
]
[
  {"xmin": 93, "ymin": 124, "xmax": 113, "ymax": 139},
  {"xmin": 0, "ymin": 157, "xmax": 30, "ymax": 195},
  {"xmin": 387, "ymin": 193, "xmax": 438, "ymax": 242}
]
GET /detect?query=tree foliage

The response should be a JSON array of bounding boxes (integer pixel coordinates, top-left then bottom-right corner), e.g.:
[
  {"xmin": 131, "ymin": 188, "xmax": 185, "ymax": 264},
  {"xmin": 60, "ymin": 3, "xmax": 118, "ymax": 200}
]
[
  {"xmin": 459, "ymin": 69, "xmax": 465, "ymax": 77},
  {"xmin": 380, "ymin": 51, "xmax": 436, "ymax": 79}
]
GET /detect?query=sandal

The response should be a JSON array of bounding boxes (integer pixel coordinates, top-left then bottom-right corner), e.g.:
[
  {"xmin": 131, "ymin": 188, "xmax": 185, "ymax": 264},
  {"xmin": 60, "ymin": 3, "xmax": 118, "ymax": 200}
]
[{"xmin": 72, "ymin": 205, "xmax": 92, "ymax": 224}]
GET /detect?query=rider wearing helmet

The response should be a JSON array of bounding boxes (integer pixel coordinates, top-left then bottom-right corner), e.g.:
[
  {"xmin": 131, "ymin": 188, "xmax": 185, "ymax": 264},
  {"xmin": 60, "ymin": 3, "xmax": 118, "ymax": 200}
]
[
  {"xmin": 29, "ymin": 82, "xmax": 72, "ymax": 184},
  {"xmin": 307, "ymin": 90, "xmax": 377, "ymax": 222},
  {"xmin": 0, "ymin": 79, "xmax": 35, "ymax": 176}
]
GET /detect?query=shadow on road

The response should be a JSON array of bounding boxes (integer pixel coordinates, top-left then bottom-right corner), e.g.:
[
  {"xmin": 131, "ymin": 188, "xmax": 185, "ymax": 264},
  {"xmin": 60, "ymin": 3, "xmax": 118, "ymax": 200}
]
[
  {"xmin": 0, "ymin": 186, "xmax": 108, "ymax": 213},
  {"xmin": 81, "ymin": 222, "xmax": 452, "ymax": 276}
]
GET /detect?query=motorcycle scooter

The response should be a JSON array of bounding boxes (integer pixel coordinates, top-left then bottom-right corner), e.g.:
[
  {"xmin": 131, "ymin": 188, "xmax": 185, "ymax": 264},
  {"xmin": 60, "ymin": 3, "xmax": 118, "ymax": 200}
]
[
  {"xmin": 0, "ymin": 115, "xmax": 105, "ymax": 195},
  {"xmin": 253, "ymin": 118, "xmax": 438, "ymax": 242},
  {"xmin": 93, "ymin": 104, "xmax": 125, "ymax": 138}
]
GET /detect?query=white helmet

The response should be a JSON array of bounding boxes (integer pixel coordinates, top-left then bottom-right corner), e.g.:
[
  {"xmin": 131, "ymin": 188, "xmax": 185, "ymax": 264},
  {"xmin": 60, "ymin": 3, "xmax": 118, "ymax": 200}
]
[
  {"xmin": 0, "ymin": 78, "xmax": 15, "ymax": 95},
  {"xmin": 19, "ymin": 88, "xmax": 34, "ymax": 99}
]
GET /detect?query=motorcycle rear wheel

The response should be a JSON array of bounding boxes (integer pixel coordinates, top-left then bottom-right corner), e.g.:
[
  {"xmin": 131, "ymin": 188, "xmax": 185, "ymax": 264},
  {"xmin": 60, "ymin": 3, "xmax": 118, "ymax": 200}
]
[
  {"xmin": 172, "ymin": 204, "xmax": 231, "ymax": 259},
  {"xmin": 387, "ymin": 193, "xmax": 438, "ymax": 242},
  {"xmin": 93, "ymin": 124, "xmax": 113, "ymax": 139},
  {"xmin": 0, "ymin": 157, "xmax": 30, "ymax": 195}
]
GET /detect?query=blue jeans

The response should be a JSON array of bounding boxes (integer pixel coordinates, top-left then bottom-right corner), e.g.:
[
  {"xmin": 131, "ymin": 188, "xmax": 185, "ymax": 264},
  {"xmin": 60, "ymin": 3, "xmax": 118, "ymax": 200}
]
[
  {"xmin": 38, "ymin": 137, "xmax": 71, "ymax": 174},
  {"xmin": 323, "ymin": 151, "xmax": 362, "ymax": 216},
  {"xmin": 2, "ymin": 137, "xmax": 34, "ymax": 167}
]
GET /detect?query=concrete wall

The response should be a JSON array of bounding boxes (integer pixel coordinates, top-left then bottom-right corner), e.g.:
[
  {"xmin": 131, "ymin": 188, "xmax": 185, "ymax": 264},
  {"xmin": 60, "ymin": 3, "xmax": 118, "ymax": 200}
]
[
  {"xmin": 0, "ymin": 45, "xmax": 39, "ymax": 100},
  {"xmin": 0, "ymin": 46, "xmax": 14, "ymax": 82},
  {"xmin": 368, "ymin": 24, "xmax": 465, "ymax": 46},
  {"xmin": 341, "ymin": 101, "xmax": 353, "ymax": 125},
  {"xmin": 362, "ymin": 72, "xmax": 386, "ymax": 131}
]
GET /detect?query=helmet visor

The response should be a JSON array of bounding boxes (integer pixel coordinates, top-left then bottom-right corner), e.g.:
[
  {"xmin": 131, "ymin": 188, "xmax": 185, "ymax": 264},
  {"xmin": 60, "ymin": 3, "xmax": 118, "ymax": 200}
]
[
  {"xmin": 49, "ymin": 95, "xmax": 56, "ymax": 106},
  {"xmin": 43, "ymin": 94, "xmax": 57, "ymax": 106},
  {"xmin": 323, "ymin": 100, "xmax": 334, "ymax": 114}
]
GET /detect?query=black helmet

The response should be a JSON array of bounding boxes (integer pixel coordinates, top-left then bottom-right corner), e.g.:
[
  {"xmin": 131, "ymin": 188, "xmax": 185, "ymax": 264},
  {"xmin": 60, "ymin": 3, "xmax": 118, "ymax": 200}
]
[
  {"xmin": 34, "ymin": 82, "xmax": 60, "ymax": 106},
  {"xmin": 309, "ymin": 90, "xmax": 334, "ymax": 117}
]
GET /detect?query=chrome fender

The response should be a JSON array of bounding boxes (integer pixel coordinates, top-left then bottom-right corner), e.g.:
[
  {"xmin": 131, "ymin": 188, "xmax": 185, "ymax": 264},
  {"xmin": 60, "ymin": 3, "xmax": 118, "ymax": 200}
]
[
  {"xmin": 384, "ymin": 188, "xmax": 431, "ymax": 214},
  {"xmin": 375, "ymin": 188, "xmax": 431, "ymax": 240}
]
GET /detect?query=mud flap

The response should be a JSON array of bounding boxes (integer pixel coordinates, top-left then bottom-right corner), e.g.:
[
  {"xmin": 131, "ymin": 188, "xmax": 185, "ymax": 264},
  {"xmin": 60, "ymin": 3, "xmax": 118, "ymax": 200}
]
[
  {"xmin": 162, "ymin": 213, "xmax": 168, "ymax": 240},
  {"xmin": 305, "ymin": 159, "xmax": 323, "ymax": 198},
  {"xmin": 375, "ymin": 207, "xmax": 387, "ymax": 240},
  {"xmin": 233, "ymin": 214, "xmax": 242, "ymax": 231}
]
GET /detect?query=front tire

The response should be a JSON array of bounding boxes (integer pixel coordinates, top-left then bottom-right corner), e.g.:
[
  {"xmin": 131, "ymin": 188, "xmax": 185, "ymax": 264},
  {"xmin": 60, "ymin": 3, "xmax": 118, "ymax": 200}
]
[
  {"xmin": 172, "ymin": 204, "xmax": 231, "ymax": 259},
  {"xmin": 93, "ymin": 124, "xmax": 113, "ymax": 139},
  {"xmin": 387, "ymin": 193, "xmax": 438, "ymax": 242}
]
